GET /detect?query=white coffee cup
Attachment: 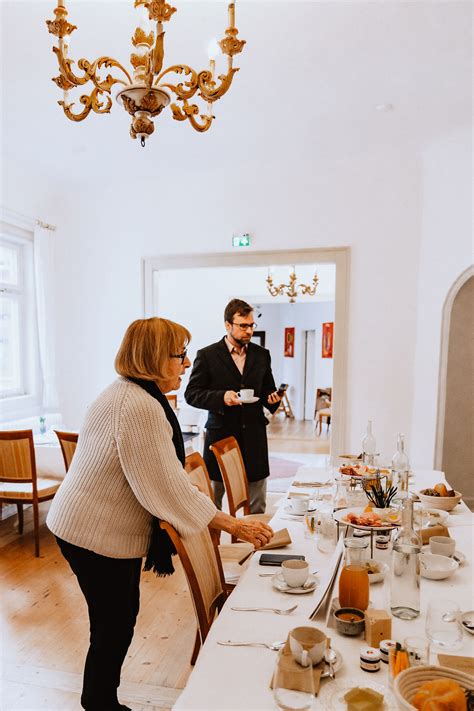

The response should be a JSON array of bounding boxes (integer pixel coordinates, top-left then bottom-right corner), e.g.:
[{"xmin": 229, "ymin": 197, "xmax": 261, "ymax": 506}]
[
  {"xmin": 289, "ymin": 626, "xmax": 326, "ymax": 666},
  {"xmin": 289, "ymin": 496, "xmax": 310, "ymax": 515},
  {"xmin": 238, "ymin": 389, "xmax": 254, "ymax": 402},
  {"xmin": 281, "ymin": 559, "xmax": 309, "ymax": 588},
  {"xmin": 429, "ymin": 536, "xmax": 456, "ymax": 557}
]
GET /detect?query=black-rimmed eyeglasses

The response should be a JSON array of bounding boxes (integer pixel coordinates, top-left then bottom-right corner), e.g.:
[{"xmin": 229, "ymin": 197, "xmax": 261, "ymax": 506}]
[
  {"xmin": 170, "ymin": 349, "xmax": 188, "ymax": 364},
  {"xmin": 232, "ymin": 322, "xmax": 257, "ymax": 331}
]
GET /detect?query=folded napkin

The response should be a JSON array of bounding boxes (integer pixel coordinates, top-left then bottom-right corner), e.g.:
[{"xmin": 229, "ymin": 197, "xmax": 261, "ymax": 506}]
[
  {"xmin": 261, "ymin": 528, "xmax": 292, "ymax": 550},
  {"xmin": 438, "ymin": 654, "xmax": 474, "ymax": 674},
  {"xmin": 270, "ymin": 638, "xmax": 323, "ymax": 695},
  {"xmin": 218, "ymin": 542, "xmax": 254, "ymax": 565},
  {"xmin": 421, "ymin": 525, "xmax": 450, "ymax": 544}
]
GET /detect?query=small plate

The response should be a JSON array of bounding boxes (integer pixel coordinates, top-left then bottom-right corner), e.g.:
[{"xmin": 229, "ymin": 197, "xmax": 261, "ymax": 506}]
[
  {"xmin": 452, "ymin": 549, "xmax": 466, "ymax": 565},
  {"xmin": 420, "ymin": 553, "xmax": 458, "ymax": 580},
  {"xmin": 283, "ymin": 505, "xmax": 317, "ymax": 517},
  {"xmin": 320, "ymin": 681, "xmax": 397, "ymax": 710},
  {"xmin": 423, "ymin": 508, "xmax": 449, "ymax": 527},
  {"xmin": 239, "ymin": 396, "xmax": 259, "ymax": 404},
  {"xmin": 271, "ymin": 572, "xmax": 318, "ymax": 594},
  {"xmin": 460, "ymin": 611, "xmax": 474, "ymax": 635},
  {"xmin": 333, "ymin": 507, "xmax": 399, "ymax": 530}
]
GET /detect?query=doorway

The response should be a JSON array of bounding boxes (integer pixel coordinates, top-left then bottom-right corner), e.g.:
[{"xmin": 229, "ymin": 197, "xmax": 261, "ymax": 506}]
[{"xmin": 143, "ymin": 247, "xmax": 349, "ymax": 457}]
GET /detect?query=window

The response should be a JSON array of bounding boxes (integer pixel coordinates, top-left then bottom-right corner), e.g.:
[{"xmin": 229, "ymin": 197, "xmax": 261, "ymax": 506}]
[{"xmin": 0, "ymin": 233, "xmax": 40, "ymax": 406}]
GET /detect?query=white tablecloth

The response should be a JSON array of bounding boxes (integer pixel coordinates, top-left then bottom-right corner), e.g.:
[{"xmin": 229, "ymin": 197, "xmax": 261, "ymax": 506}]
[
  {"xmin": 34, "ymin": 444, "xmax": 66, "ymax": 480},
  {"xmin": 174, "ymin": 469, "xmax": 474, "ymax": 710}
]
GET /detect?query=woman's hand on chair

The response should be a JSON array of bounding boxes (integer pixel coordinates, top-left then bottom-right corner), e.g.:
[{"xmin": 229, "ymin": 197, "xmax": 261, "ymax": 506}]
[{"xmin": 233, "ymin": 519, "xmax": 274, "ymax": 548}]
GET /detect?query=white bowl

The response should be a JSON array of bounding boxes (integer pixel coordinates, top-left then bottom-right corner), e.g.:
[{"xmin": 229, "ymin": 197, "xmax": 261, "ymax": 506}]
[
  {"xmin": 423, "ymin": 508, "xmax": 449, "ymax": 526},
  {"xmin": 420, "ymin": 553, "xmax": 458, "ymax": 580},
  {"xmin": 418, "ymin": 490, "xmax": 462, "ymax": 511},
  {"xmin": 394, "ymin": 665, "xmax": 474, "ymax": 711},
  {"xmin": 365, "ymin": 559, "xmax": 389, "ymax": 584}
]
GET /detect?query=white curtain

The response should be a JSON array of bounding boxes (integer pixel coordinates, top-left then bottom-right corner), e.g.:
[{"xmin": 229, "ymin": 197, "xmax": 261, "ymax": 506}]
[{"xmin": 34, "ymin": 223, "xmax": 59, "ymax": 410}]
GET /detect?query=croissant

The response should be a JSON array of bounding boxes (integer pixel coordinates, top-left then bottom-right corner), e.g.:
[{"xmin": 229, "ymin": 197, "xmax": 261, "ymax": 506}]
[{"xmin": 412, "ymin": 678, "xmax": 467, "ymax": 710}]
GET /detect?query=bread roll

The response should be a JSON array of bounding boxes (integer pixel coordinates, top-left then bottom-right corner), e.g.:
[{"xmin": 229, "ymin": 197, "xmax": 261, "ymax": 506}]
[{"xmin": 412, "ymin": 678, "xmax": 467, "ymax": 710}]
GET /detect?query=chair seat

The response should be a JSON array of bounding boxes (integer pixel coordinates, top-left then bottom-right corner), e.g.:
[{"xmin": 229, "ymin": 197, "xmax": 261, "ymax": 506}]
[
  {"xmin": 0, "ymin": 478, "xmax": 61, "ymax": 500},
  {"xmin": 319, "ymin": 407, "xmax": 331, "ymax": 417}
]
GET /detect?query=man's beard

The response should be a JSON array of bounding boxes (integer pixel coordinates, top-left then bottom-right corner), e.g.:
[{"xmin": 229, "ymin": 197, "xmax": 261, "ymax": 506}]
[{"xmin": 233, "ymin": 334, "xmax": 250, "ymax": 347}]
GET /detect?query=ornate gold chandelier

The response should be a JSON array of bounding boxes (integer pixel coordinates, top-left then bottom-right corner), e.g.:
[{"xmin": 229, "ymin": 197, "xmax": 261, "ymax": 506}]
[
  {"xmin": 46, "ymin": 1, "xmax": 245, "ymax": 146},
  {"xmin": 266, "ymin": 267, "xmax": 319, "ymax": 303}
]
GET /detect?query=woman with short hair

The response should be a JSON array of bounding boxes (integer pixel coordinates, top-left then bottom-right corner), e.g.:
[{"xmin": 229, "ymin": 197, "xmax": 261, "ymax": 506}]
[{"xmin": 47, "ymin": 317, "xmax": 273, "ymax": 711}]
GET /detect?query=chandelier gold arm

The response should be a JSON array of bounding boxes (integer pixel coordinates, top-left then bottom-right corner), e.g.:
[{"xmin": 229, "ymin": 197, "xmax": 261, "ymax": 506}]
[
  {"xmin": 156, "ymin": 64, "xmax": 238, "ymax": 103},
  {"xmin": 266, "ymin": 272, "xmax": 318, "ymax": 303},
  {"xmin": 299, "ymin": 274, "xmax": 319, "ymax": 296},
  {"xmin": 170, "ymin": 102, "xmax": 214, "ymax": 132},
  {"xmin": 53, "ymin": 48, "xmax": 133, "ymax": 91},
  {"xmin": 58, "ymin": 87, "xmax": 112, "ymax": 122}
]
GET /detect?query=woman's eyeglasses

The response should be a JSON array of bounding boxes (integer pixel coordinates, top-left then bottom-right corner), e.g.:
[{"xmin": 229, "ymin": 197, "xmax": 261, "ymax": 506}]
[{"xmin": 170, "ymin": 350, "xmax": 187, "ymax": 364}]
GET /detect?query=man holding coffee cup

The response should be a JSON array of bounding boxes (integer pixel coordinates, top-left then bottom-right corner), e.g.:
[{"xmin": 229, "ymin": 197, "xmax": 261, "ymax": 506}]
[{"xmin": 185, "ymin": 299, "xmax": 282, "ymax": 512}]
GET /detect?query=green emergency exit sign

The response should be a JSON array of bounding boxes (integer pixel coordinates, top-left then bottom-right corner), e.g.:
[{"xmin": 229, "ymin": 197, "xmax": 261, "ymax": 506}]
[{"xmin": 232, "ymin": 234, "xmax": 251, "ymax": 247}]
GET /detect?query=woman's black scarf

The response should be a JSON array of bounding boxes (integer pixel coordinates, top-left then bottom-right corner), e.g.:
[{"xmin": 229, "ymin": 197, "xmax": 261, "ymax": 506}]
[{"xmin": 129, "ymin": 377, "xmax": 185, "ymax": 577}]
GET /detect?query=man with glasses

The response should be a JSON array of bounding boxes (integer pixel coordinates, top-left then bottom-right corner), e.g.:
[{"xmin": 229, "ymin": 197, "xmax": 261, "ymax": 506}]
[{"xmin": 185, "ymin": 299, "xmax": 282, "ymax": 513}]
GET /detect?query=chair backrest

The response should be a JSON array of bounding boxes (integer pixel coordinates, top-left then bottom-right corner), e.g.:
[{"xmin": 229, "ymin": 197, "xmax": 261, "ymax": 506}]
[
  {"xmin": 0, "ymin": 430, "xmax": 36, "ymax": 487},
  {"xmin": 185, "ymin": 452, "xmax": 214, "ymax": 502},
  {"xmin": 166, "ymin": 394, "xmax": 178, "ymax": 410},
  {"xmin": 54, "ymin": 431, "xmax": 79, "ymax": 472},
  {"xmin": 209, "ymin": 436, "xmax": 250, "ymax": 517},
  {"xmin": 160, "ymin": 520, "xmax": 226, "ymax": 644}
]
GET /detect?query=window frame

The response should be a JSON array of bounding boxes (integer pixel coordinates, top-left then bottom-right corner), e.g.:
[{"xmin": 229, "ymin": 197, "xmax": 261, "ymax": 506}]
[{"xmin": 0, "ymin": 229, "xmax": 42, "ymax": 419}]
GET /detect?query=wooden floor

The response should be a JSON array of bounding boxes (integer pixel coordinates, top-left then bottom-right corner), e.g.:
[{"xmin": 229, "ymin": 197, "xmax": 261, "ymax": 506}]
[{"xmin": 0, "ymin": 420, "xmax": 327, "ymax": 711}]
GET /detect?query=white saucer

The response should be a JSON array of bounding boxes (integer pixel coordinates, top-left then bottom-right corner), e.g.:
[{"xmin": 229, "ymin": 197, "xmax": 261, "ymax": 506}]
[
  {"xmin": 239, "ymin": 396, "xmax": 259, "ymax": 404},
  {"xmin": 271, "ymin": 572, "xmax": 318, "ymax": 594},
  {"xmin": 460, "ymin": 611, "xmax": 474, "ymax": 635},
  {"xmin": 453, "ymin": 549, "xmax": 466, "ymax": 565},
  {"xmin": 283, "ymin": 505, "xmax": 317, "ymax": 517}
]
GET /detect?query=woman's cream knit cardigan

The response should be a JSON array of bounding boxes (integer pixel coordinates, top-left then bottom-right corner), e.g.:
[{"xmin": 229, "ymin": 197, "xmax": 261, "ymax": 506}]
[{"xmin": 47, "ymin": 378, "xmax": 217, "ymax": 558}]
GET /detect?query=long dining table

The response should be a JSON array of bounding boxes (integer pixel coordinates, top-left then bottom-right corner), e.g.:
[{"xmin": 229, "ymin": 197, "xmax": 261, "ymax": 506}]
[{"xmin": 174, "ymin": 467, "xmax": 474, "ymax": 710}]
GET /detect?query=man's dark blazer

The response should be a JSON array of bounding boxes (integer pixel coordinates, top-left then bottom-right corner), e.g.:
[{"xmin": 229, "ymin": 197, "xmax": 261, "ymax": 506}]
[{"xmin": 184, "ymin": 338, "xmax": 280, "ymax": 483}]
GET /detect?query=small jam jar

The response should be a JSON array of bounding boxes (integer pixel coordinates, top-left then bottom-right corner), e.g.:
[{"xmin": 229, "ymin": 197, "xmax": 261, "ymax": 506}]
[
  {"xmin": 380, "ymin": 639, "xmax": 397, "ymax": 664},
  {"xmin": 360, "ymin": 646, "xmax": 381, "ymax": 672}
]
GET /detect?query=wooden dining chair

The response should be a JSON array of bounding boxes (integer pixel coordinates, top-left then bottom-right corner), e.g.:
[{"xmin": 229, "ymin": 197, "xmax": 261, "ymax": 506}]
[
  {"xmin": 184, "ymin": 452, "xmax": 253, "ymax": 580},
  {"xmin": 54, "ymin": 431, "xmax": 79, "ymax": 472},
  {"xmin": 184, "ymin": 452, "xmax": 215, "ymax": 501},
  {"xmin": 0, "ymin": 430, "xmax": 61, "ymax": 556},
  {"xmin": 209, "ymin": 436, "xmax": 272, "ymax": 542},
  {"xmin": 160, "ymin": 519, "xmax": 227, "ymax": 665}
]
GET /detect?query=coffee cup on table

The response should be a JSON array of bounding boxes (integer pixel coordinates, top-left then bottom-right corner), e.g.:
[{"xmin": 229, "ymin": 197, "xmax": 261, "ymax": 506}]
[
  {"xmin": 281, "ymin": 559, "xmax": 309, "ymax": 588},
  {"xmin": 289, "ymin": 496, "xmax": 310, "ymax": 515},
  {"xmin": 429, "ymin": 536, "xmax": 456, "ymax": 557},
  {"xmin": 289, "ymin": 626, "xmax": 326, "ymax": 666},
  {"xmin": 238, "ymin": 389, "xmax": 254, "ymax": 403}
]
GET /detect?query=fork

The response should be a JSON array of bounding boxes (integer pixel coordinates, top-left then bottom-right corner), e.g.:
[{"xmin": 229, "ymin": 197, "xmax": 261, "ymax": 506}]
[
  {"xmin": 217, "ymin": 640, "xmax": 286, "ymax": 650},
  {"xmin": 231, "ymin": 604, "xmax": 298, "ymax": 615}
]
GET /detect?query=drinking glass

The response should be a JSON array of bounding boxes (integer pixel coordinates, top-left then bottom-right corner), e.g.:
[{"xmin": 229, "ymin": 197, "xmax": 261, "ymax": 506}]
[
  {"xmin": 404, "ymin": 636, "xmax": 430, "ymax": 666},
  {"xmin": 426, "ymin": 599, "xmax": 462, "ymax": 649},
  {"xmin": 273, "ymin": 650, "xmax": 314, "ymax": 711},
  {"xmin": 317, "ymin": 507, "xmax": 337, "ymax": 553},
  {"xmin": 304, "ymin": 510, "xmax": 318, "ymax": 540}
]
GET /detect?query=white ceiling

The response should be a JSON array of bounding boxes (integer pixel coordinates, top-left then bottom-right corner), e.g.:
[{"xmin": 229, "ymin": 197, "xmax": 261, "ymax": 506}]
[{"xmin": 1, "ymin": 1, "xmax": 471, "ymax": 182}]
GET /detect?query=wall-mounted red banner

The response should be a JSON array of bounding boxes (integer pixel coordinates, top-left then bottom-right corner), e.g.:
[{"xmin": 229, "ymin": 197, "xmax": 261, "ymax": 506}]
[
  {"xmin": 322, "ymin": 322, "xmax": 334, "ymax": 358},
  {"xmin": 284, "ymin": 327, "xmax": 295, "ymax": 358}
]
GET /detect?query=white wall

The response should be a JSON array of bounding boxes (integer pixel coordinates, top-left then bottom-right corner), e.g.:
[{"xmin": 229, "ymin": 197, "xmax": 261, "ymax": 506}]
[
  {"xmin": 410, "ymin": 126, "xmax": 473, "ymax": 468},
  {"xmin": 2, "ymin": 138, "xmax": 462, "ymax": 467}
]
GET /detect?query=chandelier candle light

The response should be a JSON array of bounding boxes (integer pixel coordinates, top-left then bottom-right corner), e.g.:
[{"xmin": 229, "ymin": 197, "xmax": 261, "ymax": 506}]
[
  {"xmin": 266, "ymin": 267, "xmax": 319, "ymax": 303},
  {"xmin": 46, "ymin": 0, "xmax": 246, "ymax": 146}
]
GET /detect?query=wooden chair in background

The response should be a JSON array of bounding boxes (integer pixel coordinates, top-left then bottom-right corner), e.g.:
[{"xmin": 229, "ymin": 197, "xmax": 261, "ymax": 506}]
[
  {"xmin": 184, "ymin": 452, "xmax": 215, "ymax": 501},
  {"xmin": 54, "ymin": 431, "xmax": 79, "ymax": 472},
  {"xmin": 209, "ymin": 436, "xmax": 272, "ymax": 542},
  {"xmin": 314, "ymin": 387, "xmax": 332, "ymax": 434},
  {"xmin": 0, "ymin": 430, "xmax": 61, "ymax": 556},
  {"xmin": 160, "ymin": 519, "xmax": 227, "ymax": 665}
]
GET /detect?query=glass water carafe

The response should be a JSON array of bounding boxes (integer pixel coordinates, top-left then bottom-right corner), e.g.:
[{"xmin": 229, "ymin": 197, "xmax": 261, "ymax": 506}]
[
  {"xmin": 338, "ymin": 538, "xmax": 370, "ymax": 611},
  {"xmin": 362, "ymin": 420, "xmax": 377, "ymax": 465},
  {"xmin": 390, "ymin": 497, "xmax": 421, "ymax": 619},
  {"xmin": 391, "ymin": 434, "xmax": 409, "ymax": 495}
]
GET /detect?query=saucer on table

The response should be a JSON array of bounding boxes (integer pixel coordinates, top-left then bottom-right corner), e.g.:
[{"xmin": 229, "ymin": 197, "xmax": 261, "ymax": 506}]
[
  {"xmin": 283, "ymin": 505, "xmax": 317, "ymax": 517},
  {"xmin": 239, "ymin": 396, "xmax": 259, "ymax": 404},
  {"xmin": 271, "ymin": 572, "xmax": 318, "ymax": 594}
]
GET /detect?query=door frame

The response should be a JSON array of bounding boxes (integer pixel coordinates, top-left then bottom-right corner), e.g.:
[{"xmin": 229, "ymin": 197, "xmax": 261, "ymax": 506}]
[{"xmin": 143, "ymin": 247, "xmax": 350, "ymax": 456}]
